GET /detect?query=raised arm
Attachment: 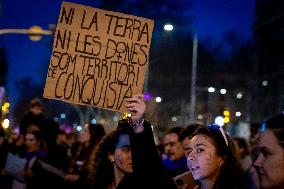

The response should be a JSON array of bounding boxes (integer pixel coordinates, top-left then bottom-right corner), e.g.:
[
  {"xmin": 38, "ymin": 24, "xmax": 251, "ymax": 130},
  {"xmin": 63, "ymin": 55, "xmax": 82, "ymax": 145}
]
[{"xmin": 125, "ymin": 94, "xmax": 145, "ymax": 133}]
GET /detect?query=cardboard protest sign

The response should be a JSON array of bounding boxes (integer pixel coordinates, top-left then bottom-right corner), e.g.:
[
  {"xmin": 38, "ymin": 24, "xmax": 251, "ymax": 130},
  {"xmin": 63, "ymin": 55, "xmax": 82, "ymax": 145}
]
[{"xmin": 43, "ymin": 2, "xmax": 154, "ymax": 112}]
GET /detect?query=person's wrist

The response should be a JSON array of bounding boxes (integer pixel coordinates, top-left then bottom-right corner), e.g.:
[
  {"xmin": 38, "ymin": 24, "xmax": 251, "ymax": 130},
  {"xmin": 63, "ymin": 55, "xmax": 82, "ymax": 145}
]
[{"xmin": 128, "ymin": 117, "xmax": 144, "ymax": 133}]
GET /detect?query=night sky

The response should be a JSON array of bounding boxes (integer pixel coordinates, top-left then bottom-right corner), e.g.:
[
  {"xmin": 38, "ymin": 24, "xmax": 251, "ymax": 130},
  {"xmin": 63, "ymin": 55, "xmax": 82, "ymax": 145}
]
[{"xmin": 0, "ymin": 0, "xmax": 255, "ymax": 109}]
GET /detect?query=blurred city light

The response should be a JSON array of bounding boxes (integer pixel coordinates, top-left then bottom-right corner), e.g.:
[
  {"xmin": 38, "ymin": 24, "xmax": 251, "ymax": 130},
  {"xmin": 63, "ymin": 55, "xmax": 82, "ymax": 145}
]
[
  {"xmin": 215, "ymin": 116, "xmax": 224, "ymax": 127},
  {"xmin": 4, "ymin": 102, "xmax": 10, "ymax": 108},
  {"xmin": 237, "ymin": 93, "xmax": 243, "ymax": 99},
  {"xmin": 262, "ymin": 80, "xmax": 268, "ymax": 86},
  {"xmin": 155, "ymin": 97, "xmax": 162, "ymax": 103},
  {"xmin": 1, "ymin": 105, "xmax": 7, "ymax": 113},
  {"xmin": 76, "ymin": 125, "xmax": 82, "ymax": 132},
  {"xmin": 208, "ymin": 87, "xmax": 215, "ymax": 93},
  {"xmin": 235, "ymin": 112, "xmax": 242, "ymax": 117},
  {"xmin": 113, "ymin": 116, "xmax": 118, "ymax": 122},
  {"xmin": 164, "ymin": 24, "xmax": 173, "ymax": 31},
  {"xmin": 220, "ymin": 89, "xmax": 227, "ymax": 94},
  {"xmin": 224, "ymin": 116, "xmax": 230, "ymax": 123},
  {"xmin": 197, "ymin": 114, "xmax": 204, "ymax": 120},
  {"xmin": 60, "ymin": 113, "xmax": 66, "ymax": 119},
  {"xmin": 2, "ymin": 119, "xmax": 10, "ymax": 129},
  {"xmin": 171, "ymin": 116, "xmax": 177, "ymax": 122},
  {"xmin": 223, "ymin": 110, "xmax": 230, "ymax": 117},
  {"xmin": 91, "ymin": 118, "xmax": 97, "ymax": 124},
  {"xmin": 53, "ymin": 117, "xmax": 59, "ymax": 122},
  {"xmin": 144, "ymin": 92, "xmax": 152, "ymax": 101}
]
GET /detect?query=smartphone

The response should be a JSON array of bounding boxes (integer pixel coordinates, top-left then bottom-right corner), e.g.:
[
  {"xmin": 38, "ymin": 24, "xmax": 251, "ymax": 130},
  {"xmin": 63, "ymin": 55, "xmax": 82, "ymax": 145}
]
[{"xmin": 173, "ymin": 171, "xmax": 196, "ymax": 188}]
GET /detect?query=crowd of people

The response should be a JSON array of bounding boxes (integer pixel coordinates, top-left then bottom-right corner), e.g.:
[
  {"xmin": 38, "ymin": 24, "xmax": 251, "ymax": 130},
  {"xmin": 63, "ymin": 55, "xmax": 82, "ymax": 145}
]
[{"xmin": 0, "ymin": 95, "xmax": 283, "ymax": 189}]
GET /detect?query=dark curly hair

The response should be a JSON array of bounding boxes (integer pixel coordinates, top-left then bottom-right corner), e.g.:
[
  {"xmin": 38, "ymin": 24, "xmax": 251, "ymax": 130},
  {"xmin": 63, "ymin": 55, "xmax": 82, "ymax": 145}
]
[{"xmin": 85, "ymin": 121, "xmax": 131, "ymax": 189}]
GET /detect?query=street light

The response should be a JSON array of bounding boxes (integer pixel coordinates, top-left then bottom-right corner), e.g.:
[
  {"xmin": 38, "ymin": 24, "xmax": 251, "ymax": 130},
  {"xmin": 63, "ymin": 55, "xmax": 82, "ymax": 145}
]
[
  {"xmin": 163, "ymin": 24, "xmax": 174, "ymax": 31},
  {"xmin": 189, "ymin": 34, "xmax": 198, "ymax": 122},
  {"xmin": 155, "ymin": 97, "xmax": 162, "ymax": 103},
  {"xmin": 208, "ymin": 87, "xmax": 215, "ymax": 93},
  {"xmin": 197, "ymin": 114, "xmax": 204, "ymax": 120},
  {"xmin": 220, "ymin": 89, "xmax": 227, "ymax": 95},
  {"xmin": 262, "ymin": 80, "xmax": 268, "ymax": 86},
  {"xmin": 0, "ymin": 25, "xmax": 53, "ymax": 41},
  {"xmin": 215, "ymin": 116, "xmax": 224, "ymax": 127},
  {"xmin": 2, "ymin": 118, "xmax": 10, "ymax": 129},
  {"xmin": 162, "ymin": 24, "xmax": 198, "ymax": 122},
  {"xmin": 237, "ymin": 92, "xmax": 243, "ymax": 99}
]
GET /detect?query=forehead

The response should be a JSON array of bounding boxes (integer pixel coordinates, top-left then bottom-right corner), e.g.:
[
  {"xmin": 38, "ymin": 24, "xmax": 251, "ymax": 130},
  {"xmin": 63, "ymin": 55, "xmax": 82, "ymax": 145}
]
[
  {"xmin": 258, "ymin": 129, "xmax": 280, "ymax": 148},
  {"xmin": 82, "ymin": 125, "xmax": 89, "ymax": 131},
  {"xmin": 181, "ymin": 137, "xmax": 191, "ymax": 150},
  {"xmin": 164, "ymin": 133, "xmax": 179, "ymax": 142},
  {"xmin": 116, "ymin": 134, "xmax": 130, "ymax": 149},
  {"xmin": 25, "ymin": 133, "xmax": 36, "ymax": 140},
  {"xmin": 190, "ymin": 134, "xmax": 215, "ymax": 148}
]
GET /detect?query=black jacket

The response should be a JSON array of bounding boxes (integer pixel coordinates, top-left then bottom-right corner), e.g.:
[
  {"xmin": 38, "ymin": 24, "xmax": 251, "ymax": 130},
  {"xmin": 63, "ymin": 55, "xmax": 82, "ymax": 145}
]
[{"xmin": 116, "ymin": 120, "xmax": 175, "ymax": 189}]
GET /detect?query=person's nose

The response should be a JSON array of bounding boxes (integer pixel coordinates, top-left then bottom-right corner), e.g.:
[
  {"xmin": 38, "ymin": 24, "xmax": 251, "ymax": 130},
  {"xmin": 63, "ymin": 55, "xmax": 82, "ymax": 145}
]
[
  {"xmin": 253, "ymin": 153, "xmax": 263, "ymax": 168},
  {"xmin": 164, "ymin": 145, "xmax": 171, "ymax": 153},
  {"xmin": 187, "ymin": 150, "xmax": 196, "ymax": 161}
]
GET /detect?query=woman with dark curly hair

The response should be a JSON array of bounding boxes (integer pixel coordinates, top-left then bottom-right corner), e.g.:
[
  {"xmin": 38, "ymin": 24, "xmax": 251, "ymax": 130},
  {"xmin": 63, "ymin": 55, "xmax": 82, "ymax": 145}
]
[
  {"xmin": 85, "ymin": 94, "xmax": 174, "ymax": 189},
  {"xmin": 64, "ymin": 123, "xmax": 105, "ymax": 188},
  {"xmin": 181, "ymin": 124, "xmax": 249, "ymax": 189}
]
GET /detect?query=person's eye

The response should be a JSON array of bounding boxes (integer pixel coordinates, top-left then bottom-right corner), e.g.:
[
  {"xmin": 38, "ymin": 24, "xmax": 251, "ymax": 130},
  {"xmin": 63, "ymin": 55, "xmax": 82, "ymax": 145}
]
[
  {"xmin": 184, "ymin": 148, "xmax": 192, "ymax": 156},
  {"xmin": 261, "ymin": 149, "xmax": 271, "ymax": 158},
  {"xmin": 196, "ymin": 148, "xmax": 204, "ymax": 153},
  {"xmin": 121, "ymin": 146, "xmax": 131, "ymax": 152}
]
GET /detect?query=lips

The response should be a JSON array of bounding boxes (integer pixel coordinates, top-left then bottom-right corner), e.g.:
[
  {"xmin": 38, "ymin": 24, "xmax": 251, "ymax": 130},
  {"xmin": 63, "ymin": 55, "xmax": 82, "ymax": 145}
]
[
  {"xmin": 190, "ymin": 166, "xmax": 200, "ymax": 173},
  {"xmin": 257, "ymin": 170, "xmax": 265, "ymax": 176},
  {"xmin": 255, "ymin": 167, "xmax": 264, "ymax": 176}
]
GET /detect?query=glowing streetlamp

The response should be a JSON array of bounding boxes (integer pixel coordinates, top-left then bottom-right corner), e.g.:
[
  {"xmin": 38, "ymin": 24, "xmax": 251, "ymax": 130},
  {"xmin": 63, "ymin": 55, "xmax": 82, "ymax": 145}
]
[
  {"xmin": 214, "ymin": 116, "xmax": 224, "ymax": 127},
  {"xmin": 163, "ymin": 24, "xmax": 174, "ymax": 31},
  {"xmin": 237, "ymin": 93, "xmax": 243, "ymax": 99},
  {"xmin": 0, "ymin": 25, "xmax": 53, "ymax": 41},
  {"xmin": 155, "ymin": 97, "xmax": 162, "ymax": 103},
  {"xmin": 208, "ymin": 87, "xmax": 215, "ymax": 93},
  {"xmin": 220, "ymin": 89, "xmax": 227, "ymax": 95},
  {"xmin": 2, "ymin": 119, "xmax": 10, "ymax": 129}
]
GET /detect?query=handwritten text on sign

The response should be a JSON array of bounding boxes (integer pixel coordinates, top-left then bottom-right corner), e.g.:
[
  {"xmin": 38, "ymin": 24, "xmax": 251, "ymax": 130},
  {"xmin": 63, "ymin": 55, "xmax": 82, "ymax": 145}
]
[{"xmin": 43, "ymin": 2, "xmax": 154, "ymax": 112}]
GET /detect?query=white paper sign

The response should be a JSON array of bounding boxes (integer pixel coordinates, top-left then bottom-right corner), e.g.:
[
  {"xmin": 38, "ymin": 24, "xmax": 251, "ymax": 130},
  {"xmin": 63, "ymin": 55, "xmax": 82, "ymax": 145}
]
[{"xmin": 4, "ymin": 153, "xmax": 27, "ymax": 182}]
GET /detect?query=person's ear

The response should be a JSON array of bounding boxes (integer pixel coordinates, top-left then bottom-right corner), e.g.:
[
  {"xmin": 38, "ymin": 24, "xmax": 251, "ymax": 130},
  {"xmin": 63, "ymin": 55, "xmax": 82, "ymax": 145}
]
[
  {"xmin": 108, "ymin": 153, "xmax": 114, "ymax": 163},
  {"xmin": 218, "ymin": 156, "xmax": 225, "ymax": 167}
]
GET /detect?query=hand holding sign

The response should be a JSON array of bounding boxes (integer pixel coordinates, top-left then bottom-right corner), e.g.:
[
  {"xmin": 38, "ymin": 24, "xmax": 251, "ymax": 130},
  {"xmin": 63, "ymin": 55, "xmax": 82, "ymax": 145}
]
[
  {"xmin": 125, "ymin": 94, "xmax": 145, "ymax": 123},
  {"xmin": 125, "ymin": 94, "xmax": 146, "ymax": 133},
  {"xmin": 44, "ymin": 2, "xmax": 154, "ymax": 112}
]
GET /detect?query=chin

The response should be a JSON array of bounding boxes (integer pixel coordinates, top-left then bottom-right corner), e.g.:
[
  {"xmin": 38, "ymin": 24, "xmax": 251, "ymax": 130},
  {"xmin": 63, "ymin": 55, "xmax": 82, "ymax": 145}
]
[
  {"xmin": 126, "ymin": 169, "xmax": 133, "ymax": 174},
  {"xmin": 192, "ymin": 175, "xmax": 200, "ymax": 181},
  {"xmin": 192, "ymin": 173, "xmax": 204, "ymax": 182}
]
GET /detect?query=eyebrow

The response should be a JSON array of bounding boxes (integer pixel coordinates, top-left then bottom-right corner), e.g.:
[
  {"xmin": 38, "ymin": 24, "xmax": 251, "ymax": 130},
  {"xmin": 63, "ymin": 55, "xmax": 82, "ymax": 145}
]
[
  {"xmin": 184, "ymin": 143, "xmax": 207, "ymax": 151},
  {"xmin": 119, "ymin": 145, "xmax": 130, "ymax": 148},
  {"xmin": 194, "ymin": 143, "xmax": 206, "ymax": 148},
  {"xmin": 259, "ymin": 146, "xmax": 270, "ymax": 152}
]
